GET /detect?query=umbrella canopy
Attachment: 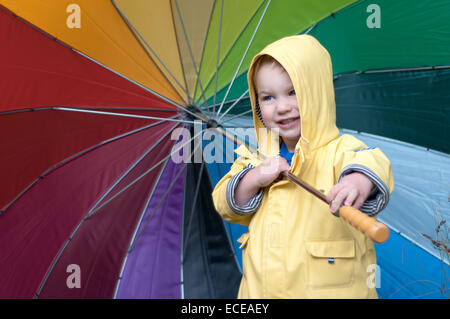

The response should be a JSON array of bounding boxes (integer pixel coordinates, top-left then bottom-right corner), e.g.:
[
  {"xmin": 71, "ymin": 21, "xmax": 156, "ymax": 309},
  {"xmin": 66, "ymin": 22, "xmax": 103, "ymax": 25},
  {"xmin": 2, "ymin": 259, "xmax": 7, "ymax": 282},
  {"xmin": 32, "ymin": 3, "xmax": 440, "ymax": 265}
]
[{"xmin": 0, "ymin": 0, "xmax": 449, "ymax": 299}]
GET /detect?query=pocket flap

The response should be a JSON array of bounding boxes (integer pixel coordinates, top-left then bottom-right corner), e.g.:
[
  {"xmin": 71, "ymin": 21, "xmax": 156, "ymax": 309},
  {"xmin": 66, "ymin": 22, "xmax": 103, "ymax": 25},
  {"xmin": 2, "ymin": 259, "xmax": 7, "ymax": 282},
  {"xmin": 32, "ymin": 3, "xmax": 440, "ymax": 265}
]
[
  {"xmin": 306, "ymin": 239, "xmax": 355, "ymax": 258},
  {"xmin": 237, "ymin": 232, "xmax": 250, "ymax": 249}
]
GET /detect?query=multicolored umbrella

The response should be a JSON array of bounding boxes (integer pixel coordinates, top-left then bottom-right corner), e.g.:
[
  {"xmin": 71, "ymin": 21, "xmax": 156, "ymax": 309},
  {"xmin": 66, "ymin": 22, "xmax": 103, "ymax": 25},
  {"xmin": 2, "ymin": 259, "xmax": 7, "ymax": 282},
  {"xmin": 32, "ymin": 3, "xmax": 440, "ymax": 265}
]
[{"xmin": 0, "ymin": 0, "xmax": 449, "ymax": 299}]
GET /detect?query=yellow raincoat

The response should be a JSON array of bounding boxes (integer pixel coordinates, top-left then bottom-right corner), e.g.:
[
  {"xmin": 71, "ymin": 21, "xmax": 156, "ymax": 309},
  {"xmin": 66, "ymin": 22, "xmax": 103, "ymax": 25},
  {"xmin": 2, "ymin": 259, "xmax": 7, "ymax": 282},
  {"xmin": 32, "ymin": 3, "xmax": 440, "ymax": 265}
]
[{"xmin": 212, "ymin": 35, "xmax": 394, "ymax": 298}]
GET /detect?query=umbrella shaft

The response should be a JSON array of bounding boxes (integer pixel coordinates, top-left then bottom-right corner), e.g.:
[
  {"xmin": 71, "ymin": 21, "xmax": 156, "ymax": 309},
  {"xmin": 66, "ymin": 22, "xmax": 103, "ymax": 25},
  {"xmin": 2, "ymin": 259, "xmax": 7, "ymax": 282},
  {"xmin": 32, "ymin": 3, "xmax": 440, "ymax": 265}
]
[{"xmin": 283, "ymin": 172, "xmax": 329, "ymax": 204}]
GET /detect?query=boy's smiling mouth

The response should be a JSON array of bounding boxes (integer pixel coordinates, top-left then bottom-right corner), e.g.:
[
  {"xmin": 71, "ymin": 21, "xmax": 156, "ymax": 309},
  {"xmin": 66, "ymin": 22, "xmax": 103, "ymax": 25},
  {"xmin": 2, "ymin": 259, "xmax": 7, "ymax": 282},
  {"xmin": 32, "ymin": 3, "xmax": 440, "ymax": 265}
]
[{"xmin": 276, "ymin": 116, "xmax": 300, "ymax": 129}]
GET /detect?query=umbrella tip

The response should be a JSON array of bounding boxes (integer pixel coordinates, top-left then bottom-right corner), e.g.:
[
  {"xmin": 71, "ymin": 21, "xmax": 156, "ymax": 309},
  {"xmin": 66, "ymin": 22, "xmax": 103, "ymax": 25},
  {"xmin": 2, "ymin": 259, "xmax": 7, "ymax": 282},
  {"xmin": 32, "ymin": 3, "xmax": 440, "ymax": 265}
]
[
  {"xmin": 185, "ymin": 105, "xmax": 206, "ymax": 121},
  {"xmin": 206, "ymin": 119, "xmax": 219, "ymax": 129}
]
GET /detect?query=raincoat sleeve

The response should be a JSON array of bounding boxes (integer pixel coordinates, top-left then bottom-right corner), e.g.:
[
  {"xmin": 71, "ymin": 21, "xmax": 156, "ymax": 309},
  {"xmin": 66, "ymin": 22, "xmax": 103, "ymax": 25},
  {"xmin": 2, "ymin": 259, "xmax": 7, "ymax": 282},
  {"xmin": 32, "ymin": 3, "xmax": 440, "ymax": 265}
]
[
  {"xmin": 226, "ymin": 164, "xmax": 263, "ymax": 214},
  {"xmin": 333, "ymin": 134, "xmax": 394, "ymax": 217},
  {"xmin": 212, "ymin": 158, "xmax": 262, "ymax": 226}
]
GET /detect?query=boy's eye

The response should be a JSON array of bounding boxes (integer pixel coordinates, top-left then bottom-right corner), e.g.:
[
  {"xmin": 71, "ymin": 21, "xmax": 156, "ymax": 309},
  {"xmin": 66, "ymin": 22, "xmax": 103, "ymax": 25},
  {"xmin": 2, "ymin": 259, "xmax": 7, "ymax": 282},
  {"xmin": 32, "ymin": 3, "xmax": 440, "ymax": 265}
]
[
  {"xmin": 289, "ymin": 90, "xmax": 296, "ymax": 96},
  {"xmin": 261, "ymin": 95, "xmax": 274, "ymax": 102}
]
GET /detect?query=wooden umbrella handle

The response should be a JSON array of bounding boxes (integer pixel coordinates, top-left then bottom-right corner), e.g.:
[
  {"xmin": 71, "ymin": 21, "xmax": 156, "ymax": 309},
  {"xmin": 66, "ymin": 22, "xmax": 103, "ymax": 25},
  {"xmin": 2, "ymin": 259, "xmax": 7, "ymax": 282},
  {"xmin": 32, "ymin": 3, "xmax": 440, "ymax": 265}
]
[
  {"xmin": 338, "ymin": 206, "xmax": 390, "ymax": 243},
  {"xmin": 281, "ymin": 171, "xmax": 390, "ymax": 243}
]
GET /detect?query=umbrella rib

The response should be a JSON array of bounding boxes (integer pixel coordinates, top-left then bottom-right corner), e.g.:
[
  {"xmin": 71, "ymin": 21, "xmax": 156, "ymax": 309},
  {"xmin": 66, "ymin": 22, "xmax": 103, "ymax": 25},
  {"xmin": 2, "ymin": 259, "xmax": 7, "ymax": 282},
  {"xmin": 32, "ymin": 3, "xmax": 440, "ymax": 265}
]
[
  {"xmin": 336, "ymin": 64, "xmax": 450, "ymax": 77},
  {"xmin": 85, "ymin": 124, "xmax": 181, "ymax": 219},
  {"xmin": 34, "ymin": 122, "xmax": 179, "ymax": 298},
  {"xmin": 181, "ymin": 159, "xmax": 205, "ymax": 262},
  {"xmin": 181, "ymin": 160, "xmax": 216, "ymax": 297},
  {"xmin": 215, "ymin": 64, "xmax": 450, "ymax": 121},
  {"xmin": 0, "ymin": 106, "xmax": 176, "ymax": 117},
  {"xmin": 295, "ymin": 0, "xmax": 365, "ymax": 38},
  {"xmin": 193, "ymin": 0, "xmax": 218, "ymax": 106},
  {"xmin": 73, "ymin": 49, "xmax": 208, "ymax": 123},
  {"xmin": 127, "ymin": 157, "xmax": 186, "ymax": 253},
  {"xmin": 215, "ymin": 0, "xmax": 271, "ymax": 118},
  {"xmin": 217, "ymin": 88, "xmax": 249, "ymax": 121},
  {"xmin": 222, "ymin": 124, "xmax": 255, "ymax": 129},
  {"xmin": 212, "ymin": 0, "xmax": 225, "ymax": 111},
  {"xmin": 0, "ymin": 116, "xmax": 176, "ymax": 214},
  {"xmin": 0, "ymin": 107, "xmax": 54, "ymax": 116},
  {"xmin": 219, "ymin": 108, "xmax": 253, "ymax": 125},
  {"xmin": 201, "ymin": 94, "xmax": 249, "ymax": 111},
  {"xmin": 111, "ymin": 0, "xmax": 190, "ymax": 102},
  {"xmin": 388, "ymin": 279, "xmax": 444, "ymax": 299},
  {"xmin": 125, "ymin": 128, "xmax": 206, "ymax": 252},
  {"xmin": 195, "ymin": 0, "xmax": 267, "ymax": 106},
  {"xmin": 54, "ymin": 107, "xmax": 195, "ymax": 124},
  {"xmin": 172, "ymin": 0, "xmax": 210, "ymax": 108},
  {"xmin": 87, "ymin": 127, "xmax": 206, "ymax": 219},
  {"xmin": 169, "ymin": 0, "xmax": 192, "ymax": 105},
  {"xmin": 220, "ymin": 126, "xmax": 251, "ymax": 153},
  {"xmin": 3, "ymin": 4, "xmax": 190, "ymax": 109},
  {"xmin": 119, "ymin": 130, "xmax": 203, "ymax": 297},
  {"xmin": 64, "ymin": 106, "xmax": 179, "ymax": 113},
  {"xmin": 210, "ymin": 126, "xmax": 261, "ymax": 160},
  {"xmin": 113, "ymin": 153, "xmax": 174, "ymax": 297},
  {"xmin": 302, "ymin": 22, "xmax": 317, "ymax": 35}
]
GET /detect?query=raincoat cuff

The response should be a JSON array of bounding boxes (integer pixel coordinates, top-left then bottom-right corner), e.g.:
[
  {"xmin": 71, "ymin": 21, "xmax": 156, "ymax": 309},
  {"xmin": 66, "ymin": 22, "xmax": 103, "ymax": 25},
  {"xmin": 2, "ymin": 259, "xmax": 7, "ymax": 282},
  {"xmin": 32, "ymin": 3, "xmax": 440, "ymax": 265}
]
[
  {"xmin": 340, "ymin": 164, "xmax": 390, "ymax": 217},
  {"xmin": 226, "ymin": 165, "xmax": 263, "ymax": 215}
]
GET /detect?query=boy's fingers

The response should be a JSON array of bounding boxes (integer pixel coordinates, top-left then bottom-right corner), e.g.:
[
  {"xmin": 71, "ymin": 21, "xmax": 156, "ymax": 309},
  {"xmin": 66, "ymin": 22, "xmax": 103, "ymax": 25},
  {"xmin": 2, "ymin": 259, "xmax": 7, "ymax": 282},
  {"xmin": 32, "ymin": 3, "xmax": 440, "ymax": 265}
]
[
  {"xmin": 326, "ymin": 190, "xmax": 334, "ymax": 203},
  {"xmin": 326, "ymin": 183, "xmax": 344, "ymax": 203},
  {"xmin": 259, "ymin": 156, "xmax": 290, "ymax": 182},
  {"xmin": 274, "ymin": 157, "xmax": 290, "ymax": 174},
  {"xmin": 353, "ymin": 196, "xmax": 366, "ymax": 210},
  {"xmin": 343, "ymin": 188, "xmax": 358, "ymax": 207},
  {"xmin": 330, "ymin": 189, "xmax": 348, "ymax": 213},
  {"xmin": 326, "ymin": 186, "xmax": 335, "ymax": 202},
  {"xmin": 280, "ymin": 163, "xmax": 291, "ymax": 172},
  {"xmin": 329, "ymin": 199, "xmax": 341, "ymax": 214}
]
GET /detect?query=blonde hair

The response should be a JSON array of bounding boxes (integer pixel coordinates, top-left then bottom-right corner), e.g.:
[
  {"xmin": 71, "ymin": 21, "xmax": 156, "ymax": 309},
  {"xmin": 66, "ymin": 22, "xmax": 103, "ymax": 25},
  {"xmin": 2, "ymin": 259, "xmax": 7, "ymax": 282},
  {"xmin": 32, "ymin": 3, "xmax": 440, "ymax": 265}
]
[{"xmin": 252, "ymin": 55, "xmax": 282, "ymax": 85}]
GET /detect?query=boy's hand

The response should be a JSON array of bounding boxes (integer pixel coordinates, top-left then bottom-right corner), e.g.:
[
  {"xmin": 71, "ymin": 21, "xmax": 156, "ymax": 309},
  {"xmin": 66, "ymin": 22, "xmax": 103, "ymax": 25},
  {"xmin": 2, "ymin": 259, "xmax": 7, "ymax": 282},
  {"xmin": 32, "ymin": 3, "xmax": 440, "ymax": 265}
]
[
  {"xmin": 234, "ymin": 156, "xmax": 289, "ymax": 207},
  {"xmin": 326, "ymin": 172, "xmax": 374, "ymax": 214},
  {"xmin": 251, "ymin": 156, "xmax": 290, "ymax": 187}
]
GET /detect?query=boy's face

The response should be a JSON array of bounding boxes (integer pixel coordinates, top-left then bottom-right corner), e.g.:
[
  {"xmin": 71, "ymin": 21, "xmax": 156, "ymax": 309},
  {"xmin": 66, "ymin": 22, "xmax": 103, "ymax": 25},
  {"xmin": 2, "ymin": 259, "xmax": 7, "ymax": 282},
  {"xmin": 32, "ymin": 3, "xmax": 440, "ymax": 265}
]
[{"xmin": 255, "ymin": 62, "xmax": 301, "ymax": 152}]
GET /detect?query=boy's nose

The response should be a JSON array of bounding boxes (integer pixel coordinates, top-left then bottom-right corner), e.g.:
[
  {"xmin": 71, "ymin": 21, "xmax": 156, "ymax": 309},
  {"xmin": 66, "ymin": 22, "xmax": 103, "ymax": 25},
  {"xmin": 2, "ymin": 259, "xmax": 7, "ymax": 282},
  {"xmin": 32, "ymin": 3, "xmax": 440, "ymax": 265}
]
[{"xmin": 276, "ymin": 99, "xmax": 293, "ymax": 113}]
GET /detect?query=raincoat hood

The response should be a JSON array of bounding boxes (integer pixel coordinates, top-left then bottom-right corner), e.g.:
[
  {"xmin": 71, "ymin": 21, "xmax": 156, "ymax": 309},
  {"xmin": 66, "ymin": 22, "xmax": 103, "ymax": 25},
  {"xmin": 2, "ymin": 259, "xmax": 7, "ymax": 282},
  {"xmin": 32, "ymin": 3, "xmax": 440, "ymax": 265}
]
[{"xmin": 247, "ymin": 34, "xmax": 340, "ymax": 160}]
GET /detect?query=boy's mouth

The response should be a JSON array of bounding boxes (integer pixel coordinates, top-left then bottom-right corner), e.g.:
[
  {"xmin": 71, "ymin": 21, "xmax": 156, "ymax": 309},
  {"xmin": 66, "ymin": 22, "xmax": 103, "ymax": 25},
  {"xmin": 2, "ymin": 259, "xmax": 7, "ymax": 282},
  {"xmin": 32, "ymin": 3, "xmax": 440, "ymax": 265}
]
[{"xmin": 276, "ymin": 117, "xmax": 300, "ymax": 129}]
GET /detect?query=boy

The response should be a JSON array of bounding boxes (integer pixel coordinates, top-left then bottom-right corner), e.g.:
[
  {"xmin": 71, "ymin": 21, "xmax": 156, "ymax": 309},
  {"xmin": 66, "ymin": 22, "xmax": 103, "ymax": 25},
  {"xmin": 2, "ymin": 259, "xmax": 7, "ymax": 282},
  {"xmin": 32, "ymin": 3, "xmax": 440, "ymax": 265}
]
[{"xmin": 212, "ymin": 35, "xmax": 393, "ymax": 298}]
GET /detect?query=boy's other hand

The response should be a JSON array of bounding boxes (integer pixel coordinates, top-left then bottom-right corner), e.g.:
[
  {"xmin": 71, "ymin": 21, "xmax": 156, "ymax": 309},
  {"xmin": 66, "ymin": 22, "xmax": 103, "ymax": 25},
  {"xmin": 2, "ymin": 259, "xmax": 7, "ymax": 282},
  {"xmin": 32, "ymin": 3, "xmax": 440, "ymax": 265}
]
[
  {"xmin": 326, "ymin": 172, "xmax": 374, "ymax": 214},
  {"xmin": 252, "ymin": 156, "xmax": 290, "ymax": 187}
]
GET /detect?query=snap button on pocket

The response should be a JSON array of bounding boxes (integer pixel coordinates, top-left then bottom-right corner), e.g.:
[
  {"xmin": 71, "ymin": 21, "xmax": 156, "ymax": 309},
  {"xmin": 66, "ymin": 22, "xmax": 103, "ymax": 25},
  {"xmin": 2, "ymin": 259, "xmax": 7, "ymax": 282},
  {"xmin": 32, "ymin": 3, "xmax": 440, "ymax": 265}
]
[{"xmin": 305, "ymin": 239, "xmax": 356, "ymax": 288}]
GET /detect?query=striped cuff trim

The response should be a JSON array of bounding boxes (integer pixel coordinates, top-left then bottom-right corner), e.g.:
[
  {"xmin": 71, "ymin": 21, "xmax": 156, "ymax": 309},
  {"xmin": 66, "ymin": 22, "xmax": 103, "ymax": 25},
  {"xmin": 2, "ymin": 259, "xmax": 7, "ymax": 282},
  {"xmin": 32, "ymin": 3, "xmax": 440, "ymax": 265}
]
[
  {"xmin": 339, "ymin": 164, "xmax": 390, "ymax": 217},
  {"xmin": 226, "ymin": 165, "xmax": 263, "ymax": 215}
]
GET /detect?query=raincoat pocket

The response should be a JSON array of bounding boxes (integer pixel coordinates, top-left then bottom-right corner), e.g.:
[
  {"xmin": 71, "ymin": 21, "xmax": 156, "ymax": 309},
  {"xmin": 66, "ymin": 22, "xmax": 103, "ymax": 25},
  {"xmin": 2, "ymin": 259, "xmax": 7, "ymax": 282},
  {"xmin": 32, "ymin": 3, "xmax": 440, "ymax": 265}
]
[{"xmin": 305, "ymin": 239, "xmax": 355, "ymax": 289}]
